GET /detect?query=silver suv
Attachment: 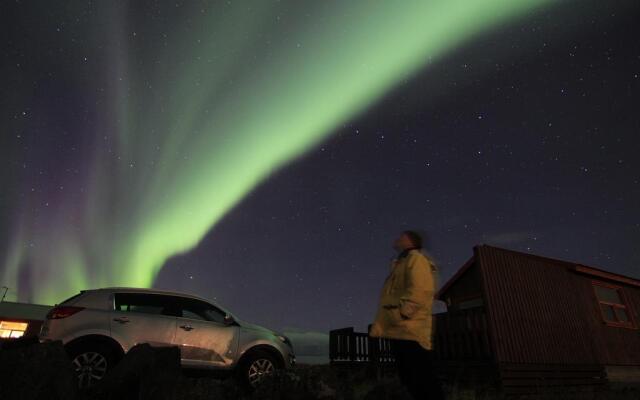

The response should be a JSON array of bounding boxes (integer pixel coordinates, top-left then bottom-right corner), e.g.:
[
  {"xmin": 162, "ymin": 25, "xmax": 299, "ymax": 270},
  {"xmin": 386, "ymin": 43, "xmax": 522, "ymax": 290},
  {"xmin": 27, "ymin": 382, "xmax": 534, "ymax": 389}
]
[{"xmin": 39, "ymin": 288, "xmax": 295, "ymax": 387}]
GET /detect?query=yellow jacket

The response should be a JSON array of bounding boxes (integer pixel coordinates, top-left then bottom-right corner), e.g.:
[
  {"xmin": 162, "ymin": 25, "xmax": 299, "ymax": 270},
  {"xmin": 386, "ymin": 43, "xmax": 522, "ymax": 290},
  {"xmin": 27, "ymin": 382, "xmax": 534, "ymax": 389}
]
[{"xmin": 369, "ymin": 249, "xmax": 437, "ymax": 350}]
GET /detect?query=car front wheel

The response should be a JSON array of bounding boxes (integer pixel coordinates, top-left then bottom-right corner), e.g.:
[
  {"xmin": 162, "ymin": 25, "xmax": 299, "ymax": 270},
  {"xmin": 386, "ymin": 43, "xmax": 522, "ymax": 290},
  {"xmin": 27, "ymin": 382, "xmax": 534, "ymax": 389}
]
[{"xmin": 238, "ymin": 350, "xmax": 280, "ymax": 388}]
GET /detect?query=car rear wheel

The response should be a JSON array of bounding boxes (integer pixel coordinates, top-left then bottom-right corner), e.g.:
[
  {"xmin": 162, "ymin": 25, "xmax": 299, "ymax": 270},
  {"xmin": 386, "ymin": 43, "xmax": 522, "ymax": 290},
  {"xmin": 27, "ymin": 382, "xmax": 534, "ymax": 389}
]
[
  {"xmin": 68, "ymin": 343, "xmax": 116, "ymax": 388},
  {"xmin": 238, "ymin": 350, "xmax": 279, "ymax": 388}
]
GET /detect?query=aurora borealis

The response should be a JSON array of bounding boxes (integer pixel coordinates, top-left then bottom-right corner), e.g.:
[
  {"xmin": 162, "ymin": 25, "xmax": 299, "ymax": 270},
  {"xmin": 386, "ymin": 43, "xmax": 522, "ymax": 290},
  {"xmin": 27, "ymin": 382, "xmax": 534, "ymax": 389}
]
[
  {"xmin": 2, "ymin": 0, "xmax": 639, "ymax": 336},
  {"xmin": 1, "ymin": 1, "xmax": 553, "ymax": 303}
]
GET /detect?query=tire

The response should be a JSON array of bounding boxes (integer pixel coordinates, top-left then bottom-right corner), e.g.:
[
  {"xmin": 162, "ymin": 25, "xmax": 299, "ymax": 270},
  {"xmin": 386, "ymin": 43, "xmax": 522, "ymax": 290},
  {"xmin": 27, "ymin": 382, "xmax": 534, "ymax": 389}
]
[
  {"xmin": 67, "ymin": 341, "xmax": 117, "ymax": 388},
  {"xmin": 237, "ymin": 350, "xmax": 280, "ymax": 389}
]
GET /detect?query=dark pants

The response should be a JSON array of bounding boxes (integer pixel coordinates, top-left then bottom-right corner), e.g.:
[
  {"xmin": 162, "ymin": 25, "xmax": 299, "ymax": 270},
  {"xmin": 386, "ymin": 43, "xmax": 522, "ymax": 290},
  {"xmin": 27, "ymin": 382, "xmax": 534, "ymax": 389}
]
[{"xmin": 391, "ymin": 339, "xmax": 445, "ymax": 400}]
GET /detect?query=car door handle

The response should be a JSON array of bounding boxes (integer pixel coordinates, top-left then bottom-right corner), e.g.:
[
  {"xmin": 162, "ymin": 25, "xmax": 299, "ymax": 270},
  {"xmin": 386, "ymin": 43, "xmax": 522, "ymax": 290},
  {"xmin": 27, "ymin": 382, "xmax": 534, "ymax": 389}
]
[
  {"xmin": 113, "ymin": 317, "xmax": 130, "ymax": 324},
  {"xmin": 180, "ymin": 324, "xmax": 194, "ymax": 331}
]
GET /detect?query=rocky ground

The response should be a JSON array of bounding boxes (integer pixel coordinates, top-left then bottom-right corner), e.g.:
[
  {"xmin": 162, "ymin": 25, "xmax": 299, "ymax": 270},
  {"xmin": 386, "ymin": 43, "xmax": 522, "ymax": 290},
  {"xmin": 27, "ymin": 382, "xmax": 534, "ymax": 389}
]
[{"xmin": 1, "ymin": 339, "xmax": 639, "ymax": 400}]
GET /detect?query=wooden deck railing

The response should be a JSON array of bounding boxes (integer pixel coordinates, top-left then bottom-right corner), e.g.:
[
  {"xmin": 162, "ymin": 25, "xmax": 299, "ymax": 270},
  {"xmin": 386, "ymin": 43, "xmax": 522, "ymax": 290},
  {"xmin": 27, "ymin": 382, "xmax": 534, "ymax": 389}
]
[
  {"xmin": 330, "ymin": 308, "xmax": 492, "ymax": 365},
  {"xmin": 329, "ymin": 327, "xmax": 395, "ymax": 364},
  {"xmin": 330, "ymin": 308, "xmax": 607, "ymax": 392}
]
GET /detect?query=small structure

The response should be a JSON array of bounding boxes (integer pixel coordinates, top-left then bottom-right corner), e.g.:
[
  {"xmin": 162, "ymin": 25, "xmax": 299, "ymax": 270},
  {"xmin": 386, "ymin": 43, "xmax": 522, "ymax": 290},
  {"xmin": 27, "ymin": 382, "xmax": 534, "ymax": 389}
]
[
  {"xmin": 0, "ymin": 301, "xmax": 51, "ymax": 339},
  {"xmin": 330, "ymin": 245, "xmax": 640, "ymax": 394}
]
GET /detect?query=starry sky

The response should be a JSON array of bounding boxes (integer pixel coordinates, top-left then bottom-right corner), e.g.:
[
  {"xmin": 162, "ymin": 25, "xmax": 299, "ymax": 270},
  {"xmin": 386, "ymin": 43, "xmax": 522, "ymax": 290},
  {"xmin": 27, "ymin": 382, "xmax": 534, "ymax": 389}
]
[{"xmin": 1, "ymin": 1, "xmax": 639, "ymax": 335}]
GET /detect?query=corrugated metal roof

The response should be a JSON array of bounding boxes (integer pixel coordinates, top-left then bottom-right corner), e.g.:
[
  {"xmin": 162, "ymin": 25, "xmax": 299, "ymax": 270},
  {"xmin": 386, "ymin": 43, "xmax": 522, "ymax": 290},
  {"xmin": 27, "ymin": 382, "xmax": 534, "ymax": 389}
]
[{"xmin": 439, "ymin": 245, "xmax": 640, "ymax": 304}]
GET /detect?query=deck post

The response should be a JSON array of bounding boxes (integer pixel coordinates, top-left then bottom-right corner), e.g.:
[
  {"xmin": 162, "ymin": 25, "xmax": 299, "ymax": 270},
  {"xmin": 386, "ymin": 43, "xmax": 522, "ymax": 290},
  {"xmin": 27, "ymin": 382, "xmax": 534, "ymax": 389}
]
[{"xmin": 368, "ymin": 325, "xmax": 381, "ymax": 379}]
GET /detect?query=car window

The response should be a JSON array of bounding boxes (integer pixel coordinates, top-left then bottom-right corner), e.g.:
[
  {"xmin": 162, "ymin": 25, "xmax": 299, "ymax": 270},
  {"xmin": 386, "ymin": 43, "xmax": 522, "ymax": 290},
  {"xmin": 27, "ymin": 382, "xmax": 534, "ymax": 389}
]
[
  {"xmin": 179, "ymin": 298, "xmax": 226, "ymax": 323},
  {"xmin": 59, "ymin": 292, "xmax": 84, "ymax": 305},
  {"xmin": 182, "ymin": 309, "xmax": 206, "ymax": 321},
  {"xmin": 114, "ymin": 293, "xmax": 179, "ymax": 316}
]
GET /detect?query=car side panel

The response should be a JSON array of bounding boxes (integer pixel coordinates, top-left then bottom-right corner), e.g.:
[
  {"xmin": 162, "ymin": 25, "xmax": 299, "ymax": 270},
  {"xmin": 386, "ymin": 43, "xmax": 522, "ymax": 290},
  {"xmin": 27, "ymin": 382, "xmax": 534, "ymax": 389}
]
[
  {"xmin": 174, "ymin": 318, "xmax": 240, "ymax": 368},
  {"xmin": 109, "ymin": 310, "xmax": 177, "ymax": 353},
  {"xmin": 40, "ymin": 307, "xmax": 112, "ymax": 345}
]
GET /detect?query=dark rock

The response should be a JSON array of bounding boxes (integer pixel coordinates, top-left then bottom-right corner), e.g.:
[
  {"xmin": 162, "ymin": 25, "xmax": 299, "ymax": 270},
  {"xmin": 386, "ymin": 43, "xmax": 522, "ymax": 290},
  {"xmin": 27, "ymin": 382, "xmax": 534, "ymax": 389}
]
[
  {"xmin": 0, "ymin": 335, "xmax": 39, "ymax": 350},
  {"xmin": 249, "ymin": 365, "xmax": 353, "ymax": 400},
  {"xmin": 361, "ymin": 379, "xmax": 412, "ymax": 400},
  {"xmin": 171, "ymin": 376, "xmax": 243, "ymax": 400},
  {"xmin": 82, "ymin": 343, "xmax": 181, "ymax": 400},
  {"xmin": 0, "ymin": 339, "xmax": 77, "ymax": 400}
]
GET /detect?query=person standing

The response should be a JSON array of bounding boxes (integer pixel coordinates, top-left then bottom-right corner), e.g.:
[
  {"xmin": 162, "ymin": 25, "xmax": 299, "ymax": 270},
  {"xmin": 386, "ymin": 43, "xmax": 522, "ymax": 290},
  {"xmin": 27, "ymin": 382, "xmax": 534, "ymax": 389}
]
[{"xmin": 370, "ymin": 230, "xmax": 444, "ymax": 400}]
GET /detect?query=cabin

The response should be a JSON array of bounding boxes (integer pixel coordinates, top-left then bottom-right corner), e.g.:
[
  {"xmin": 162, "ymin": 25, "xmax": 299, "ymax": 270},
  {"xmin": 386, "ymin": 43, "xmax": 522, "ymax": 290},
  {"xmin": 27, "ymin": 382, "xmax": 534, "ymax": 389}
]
[
  {"xmin": 330, "ymin": 245, "xmax": 640, "ymax": 394},
  {"xmin": 0, "ymin": 301, "xmax": 51, "ymax": 339}
]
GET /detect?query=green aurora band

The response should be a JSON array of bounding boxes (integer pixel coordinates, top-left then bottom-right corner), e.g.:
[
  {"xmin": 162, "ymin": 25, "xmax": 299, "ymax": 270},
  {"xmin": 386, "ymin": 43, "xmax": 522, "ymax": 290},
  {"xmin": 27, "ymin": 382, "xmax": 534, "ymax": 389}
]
[{"xmin": 3, "ymin": 0, "xmax": 552, "ymax": 303}]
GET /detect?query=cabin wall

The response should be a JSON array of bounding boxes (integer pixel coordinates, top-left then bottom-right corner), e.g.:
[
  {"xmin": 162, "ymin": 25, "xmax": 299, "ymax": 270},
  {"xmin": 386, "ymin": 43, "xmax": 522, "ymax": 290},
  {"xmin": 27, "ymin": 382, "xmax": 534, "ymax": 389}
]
[
  {"xmin": 584, "ymin": 277, "xmax": 640, "ymax": 365},
  {"xmin": 478, "ymin": 246, "xmax": 640, "ymax": 366},
  {"xmin": 0, "ymin": 302, "xmax": 51, "ymax": 339},
  {"xmin": 440, "ymin": 261, "xmax": 484, "ymax": 312},
  {"xmin": 477, "ymin": 247, "xmax": 599, "ymax": 365}
]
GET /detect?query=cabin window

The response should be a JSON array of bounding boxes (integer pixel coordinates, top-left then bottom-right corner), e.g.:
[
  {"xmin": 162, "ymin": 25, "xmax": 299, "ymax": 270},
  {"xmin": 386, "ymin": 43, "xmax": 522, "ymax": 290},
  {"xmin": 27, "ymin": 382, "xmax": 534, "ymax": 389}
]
[
  {"xmin": 592, "ymin": 281, "xmax": 636, "ymax": 329},
  {"xmin": 0, "ymin": 320, "xmax": 29, "ymax": 338}
]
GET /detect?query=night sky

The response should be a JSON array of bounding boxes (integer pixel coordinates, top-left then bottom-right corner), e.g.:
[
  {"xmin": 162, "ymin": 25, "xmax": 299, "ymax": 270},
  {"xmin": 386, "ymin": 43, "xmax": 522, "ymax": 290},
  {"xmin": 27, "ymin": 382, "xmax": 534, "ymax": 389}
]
[{"xmin": 2, "ymin": 1, "xmax": 639, "ymax": 336}]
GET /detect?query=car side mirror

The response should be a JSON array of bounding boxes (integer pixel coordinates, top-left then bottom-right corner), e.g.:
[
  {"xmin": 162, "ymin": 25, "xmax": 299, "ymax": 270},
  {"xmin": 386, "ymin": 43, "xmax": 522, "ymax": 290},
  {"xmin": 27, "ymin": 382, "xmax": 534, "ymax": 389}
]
[{"xmin": 224, "ymin": 314, "xmax": 235, "ymax": 326}]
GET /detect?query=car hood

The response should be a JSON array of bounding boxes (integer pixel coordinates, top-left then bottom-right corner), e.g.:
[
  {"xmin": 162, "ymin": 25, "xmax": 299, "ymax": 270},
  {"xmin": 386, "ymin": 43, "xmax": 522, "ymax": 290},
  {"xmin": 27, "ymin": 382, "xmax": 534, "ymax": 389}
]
[{"xmin": 237, "ymin": 320, "xmax": 277, "ymax": 335}]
